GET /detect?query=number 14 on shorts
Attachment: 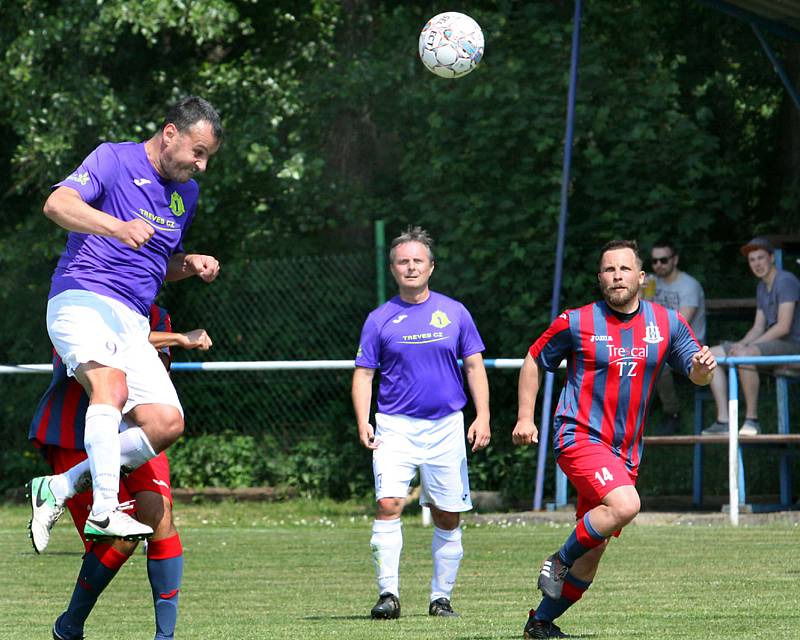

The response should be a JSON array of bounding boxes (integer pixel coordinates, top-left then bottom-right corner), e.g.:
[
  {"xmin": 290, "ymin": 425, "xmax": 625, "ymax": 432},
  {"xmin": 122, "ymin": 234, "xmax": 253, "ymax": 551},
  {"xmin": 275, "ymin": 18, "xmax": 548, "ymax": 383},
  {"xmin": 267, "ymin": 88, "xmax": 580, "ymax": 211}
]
[{"xmin": 594, "ymin": 466, "xmax": 614, "ymax": 487}]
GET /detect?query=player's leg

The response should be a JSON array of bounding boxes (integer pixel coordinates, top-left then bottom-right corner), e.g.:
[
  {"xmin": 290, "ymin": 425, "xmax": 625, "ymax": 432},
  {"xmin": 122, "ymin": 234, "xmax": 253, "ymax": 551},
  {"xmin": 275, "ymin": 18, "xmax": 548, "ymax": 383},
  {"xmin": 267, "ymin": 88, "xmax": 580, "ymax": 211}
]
[
  {"xmin": 419, "ymin": 411, "xmax": 471, "ymax": 617},
  {"xmin": 75, "ymin": 364, "xmax": 127, "ymax": 513},
  {"xmin": 51, "ymin": 458, "xmax": 138, "ymax": 640},
  {"xmin": 524, "ymin": 542, "xmax": 607, "ymax": 639},
  {"xmin": 82, "ymin": 343, "xmax": 182, "ymax": 541},
  {"xmin": 369, "ymin": 413, "xmax": 418, "ymax": 619},
  {"xmin": 427, "ymin": 507, "xmax": 462, "ymax": 617},
  {"xmin": 124, "ymin": 453, "xmax": 183, "ymax": 640},
  {"xmin": 538, "ymin": 445, "xmax": 637, "ymax": 599},
  {"xmin": 53, "ymin": 539, "xmax": 136, "ymax": 640}
]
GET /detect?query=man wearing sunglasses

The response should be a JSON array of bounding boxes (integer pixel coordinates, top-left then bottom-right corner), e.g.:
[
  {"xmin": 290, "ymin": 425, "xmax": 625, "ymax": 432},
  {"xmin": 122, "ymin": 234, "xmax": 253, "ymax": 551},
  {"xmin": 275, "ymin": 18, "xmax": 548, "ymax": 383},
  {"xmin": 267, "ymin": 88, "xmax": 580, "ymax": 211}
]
[{"xmin": 649, "ymin": 241, "xmax": 706, "ymax": 435}]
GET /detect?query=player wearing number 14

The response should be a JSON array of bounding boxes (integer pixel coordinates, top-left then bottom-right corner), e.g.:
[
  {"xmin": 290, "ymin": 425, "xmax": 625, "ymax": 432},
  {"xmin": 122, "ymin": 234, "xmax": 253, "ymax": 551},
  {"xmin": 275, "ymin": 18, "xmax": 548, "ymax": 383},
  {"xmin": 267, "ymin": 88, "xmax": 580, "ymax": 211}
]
[{"xmin": 512, "ymin": 240, "xmax": 716, "ymax": 638}]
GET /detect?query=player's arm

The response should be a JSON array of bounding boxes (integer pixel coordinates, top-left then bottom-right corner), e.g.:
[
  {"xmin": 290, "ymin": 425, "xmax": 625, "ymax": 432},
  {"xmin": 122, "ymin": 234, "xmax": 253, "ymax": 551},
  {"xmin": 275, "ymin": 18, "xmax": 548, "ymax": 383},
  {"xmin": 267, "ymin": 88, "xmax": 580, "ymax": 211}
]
[
  {"xmin": 149, "ymin": 329, "xmax": 213, "ymax": 351},
  {"xmin": 352, "ymin": 366, "xmax": 379, "ymax": 450},
  {"xmin": 166, "ymin": 253, "xmax": 220, "ymax": 283},
  {"xmin": 512, "ymin": 353, "xmax": 541, "ymax": 445},
  {"xmin": 43, "ymin": 186, "xmax": 154, "ymax": 249},
  {"xmin": 462, "ymin": 352, "xmax": 491, "ymax": 452}
]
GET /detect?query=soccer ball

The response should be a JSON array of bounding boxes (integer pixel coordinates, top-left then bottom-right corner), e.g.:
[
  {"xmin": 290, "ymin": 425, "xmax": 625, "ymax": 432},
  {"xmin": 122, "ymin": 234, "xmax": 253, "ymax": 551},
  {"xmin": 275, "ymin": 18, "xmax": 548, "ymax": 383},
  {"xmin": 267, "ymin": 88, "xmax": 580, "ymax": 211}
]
[{"xmin": 418, "ymin": 12, "xmax": 484, "ymax": 79}]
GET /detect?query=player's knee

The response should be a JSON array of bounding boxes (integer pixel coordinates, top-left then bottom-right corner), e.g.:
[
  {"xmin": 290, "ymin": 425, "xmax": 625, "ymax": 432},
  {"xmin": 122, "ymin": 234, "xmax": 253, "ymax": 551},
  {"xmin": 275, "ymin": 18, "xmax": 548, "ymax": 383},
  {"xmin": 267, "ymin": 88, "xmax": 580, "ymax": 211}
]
[
  {"xmin": 91, "ymin": 380, "xmax": 129, "ymax": 410},
  {"xmin": 147, "ymin": 409, "xmax": 184, "ymax": 450},
  {"xmin": 430, "ymin": 507, "xmax": 459, "ymax": 530},
  {"xmin": 614, "ymin": 493, "xmax": 641, "ymax": 525},
  {"xmin": 163, "ymin": 412, "xmax": 184, "ymax": 443},
  {"xmin": 376, "ymin": 497, "xmax": 404, "ymax": 519}
]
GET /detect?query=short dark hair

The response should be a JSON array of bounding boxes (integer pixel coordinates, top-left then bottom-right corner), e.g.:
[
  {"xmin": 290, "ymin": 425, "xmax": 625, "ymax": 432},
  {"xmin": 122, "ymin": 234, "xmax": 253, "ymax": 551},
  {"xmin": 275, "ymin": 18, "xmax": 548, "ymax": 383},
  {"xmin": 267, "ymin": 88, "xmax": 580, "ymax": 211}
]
[
  {"xmin": 389, "ymin": 226, "xmax": 435, "ymax": 263},
  {"xmin": 598, "ymin": 239, "xmax": 642, "ymax": 271},
  {"xmin": 162, "ymin": 96, "xmax": 223, "ymax": 142},
  {"xmin": 652, "ymin": 239, "xmax": 677, "ymax": 255}
]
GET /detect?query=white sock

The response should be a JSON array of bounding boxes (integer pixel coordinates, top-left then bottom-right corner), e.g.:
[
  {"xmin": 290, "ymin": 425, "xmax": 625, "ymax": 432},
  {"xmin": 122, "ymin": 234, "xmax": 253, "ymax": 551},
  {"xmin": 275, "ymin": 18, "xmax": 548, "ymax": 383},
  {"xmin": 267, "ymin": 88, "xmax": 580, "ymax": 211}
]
[
  {"xmin": 60, "ymin": 427, "xmax": 156, "ymax": 499},
  {"xmin": 370, "ymin": 518, "xmax": 402, "ymax": 597},
  {"xmin": 61, "ymin": 461, "xmax": 91, "ymax": 499},
  {"xmin": 83, "ymin": 404, "xmax": 122, "ymax": 514},
  {"xmin": 431, "ymin": 526, "xmax": 463, "ymax": 601},
  {"xmin": 47, "ymin": 473, "xmax": 73, "ymax": 502}
]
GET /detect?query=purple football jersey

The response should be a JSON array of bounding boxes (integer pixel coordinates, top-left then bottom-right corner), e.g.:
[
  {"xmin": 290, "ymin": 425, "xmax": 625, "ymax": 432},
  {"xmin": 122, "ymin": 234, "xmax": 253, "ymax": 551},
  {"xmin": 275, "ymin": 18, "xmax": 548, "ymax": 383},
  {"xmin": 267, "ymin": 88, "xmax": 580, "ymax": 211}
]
[
  {"xmin": 48, "ymin": 142, "xmax": 199, "ymax": 316},
  {"xmin": 355, "ymin": 291, "xmax": 485, "ymax": 419}
]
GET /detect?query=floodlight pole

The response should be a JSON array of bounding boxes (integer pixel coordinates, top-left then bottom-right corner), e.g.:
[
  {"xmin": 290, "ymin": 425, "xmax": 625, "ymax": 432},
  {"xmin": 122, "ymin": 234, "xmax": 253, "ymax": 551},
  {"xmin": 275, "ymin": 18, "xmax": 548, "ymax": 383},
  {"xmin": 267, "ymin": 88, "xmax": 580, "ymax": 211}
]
[{"xmin": 533, "ymin": 0, "xmax": 583, "ymax": 511}]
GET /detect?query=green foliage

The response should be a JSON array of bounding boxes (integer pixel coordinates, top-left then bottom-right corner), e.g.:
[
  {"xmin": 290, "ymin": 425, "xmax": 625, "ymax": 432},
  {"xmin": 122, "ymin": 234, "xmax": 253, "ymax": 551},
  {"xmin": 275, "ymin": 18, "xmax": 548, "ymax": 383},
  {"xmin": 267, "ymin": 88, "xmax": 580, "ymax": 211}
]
[
  {"xmin": 0, "ymin": 449, "xmax": 48, "ymax": 494},
  {"xmin": 168, "ymin": 431, "xmax": 373, "ymax": 499},
  {"xmin": 283, "ymin": 438, "xmax": 372, "ymax": 499},
  {"xmin": 168, "ymin": 432, "xmax": 269, "ymax": 489},
  {"xmin": 468, "ymin": 444, "xmax": 539, "ymax": 506}
]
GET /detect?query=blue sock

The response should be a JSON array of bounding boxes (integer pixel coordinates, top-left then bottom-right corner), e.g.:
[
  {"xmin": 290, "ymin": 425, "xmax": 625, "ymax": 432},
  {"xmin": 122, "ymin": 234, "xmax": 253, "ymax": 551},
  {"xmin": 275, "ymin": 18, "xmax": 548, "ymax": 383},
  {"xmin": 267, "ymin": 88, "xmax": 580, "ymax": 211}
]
[
  {"xmin": 60, "ymin": 544, "xmax": 129, "ymax": 635},
  {"xmin": 147, "ymin": 534, "xmax": 184, "ymax": 640},
  {"xmin": 535, "ymin": 573, "xmax": 593, "ymax": 622},
  {"xmin": 557, "ymin": 513, "xmax": 606, "ymax": 566}
]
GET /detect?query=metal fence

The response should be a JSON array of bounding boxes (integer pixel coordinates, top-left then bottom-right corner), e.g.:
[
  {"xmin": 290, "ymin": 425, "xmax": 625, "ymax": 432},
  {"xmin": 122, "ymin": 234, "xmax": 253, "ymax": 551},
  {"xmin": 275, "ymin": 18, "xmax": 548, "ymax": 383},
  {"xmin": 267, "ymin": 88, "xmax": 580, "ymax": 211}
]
[{"xmin": 0, "ymin": 251, "xmax": 377, "ymax": 453}]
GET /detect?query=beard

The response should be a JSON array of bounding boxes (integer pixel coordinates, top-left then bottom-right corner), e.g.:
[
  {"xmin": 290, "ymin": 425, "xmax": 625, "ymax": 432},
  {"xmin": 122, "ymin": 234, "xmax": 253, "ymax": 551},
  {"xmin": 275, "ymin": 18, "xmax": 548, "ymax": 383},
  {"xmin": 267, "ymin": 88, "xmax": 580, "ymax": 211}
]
[
  {"xmin": 602, "ymin": 283, "xmax": 639, "ymax": 308},
  {"xmin": 161, "ymin": 151, "xmax": 195, "ymax": 183},
  {"xmin": 164, "ymin": 163, "xmax": 194, "ymax": 183}
]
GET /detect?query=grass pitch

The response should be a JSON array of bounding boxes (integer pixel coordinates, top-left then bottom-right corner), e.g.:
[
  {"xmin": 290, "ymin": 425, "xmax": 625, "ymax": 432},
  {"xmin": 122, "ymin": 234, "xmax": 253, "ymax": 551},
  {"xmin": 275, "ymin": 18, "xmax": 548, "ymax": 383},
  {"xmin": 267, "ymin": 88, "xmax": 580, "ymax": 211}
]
[{"xmin": 1, "ymin": 500, "xmax": 798, "ymax": 639}]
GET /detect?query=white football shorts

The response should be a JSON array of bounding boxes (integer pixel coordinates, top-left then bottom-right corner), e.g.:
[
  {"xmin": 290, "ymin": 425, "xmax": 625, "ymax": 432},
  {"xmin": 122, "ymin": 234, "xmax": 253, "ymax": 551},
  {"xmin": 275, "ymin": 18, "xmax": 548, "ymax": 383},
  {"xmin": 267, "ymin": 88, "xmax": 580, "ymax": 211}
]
[
  {"xmin": 372, "ymin": 410, "xmax": 472, "ymax": 513},
  {"xmin": 46, "ymin": 290, "xmax": 182, "ymax": 416}
]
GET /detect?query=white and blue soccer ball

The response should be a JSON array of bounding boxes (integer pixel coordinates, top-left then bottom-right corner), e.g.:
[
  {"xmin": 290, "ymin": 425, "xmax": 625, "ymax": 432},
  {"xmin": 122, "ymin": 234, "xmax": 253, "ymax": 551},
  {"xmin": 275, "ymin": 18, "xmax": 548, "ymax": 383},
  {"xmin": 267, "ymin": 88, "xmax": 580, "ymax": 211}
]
[{"xmin": 418, "ymin": 12, "xmax": 484, "ymax": 79}]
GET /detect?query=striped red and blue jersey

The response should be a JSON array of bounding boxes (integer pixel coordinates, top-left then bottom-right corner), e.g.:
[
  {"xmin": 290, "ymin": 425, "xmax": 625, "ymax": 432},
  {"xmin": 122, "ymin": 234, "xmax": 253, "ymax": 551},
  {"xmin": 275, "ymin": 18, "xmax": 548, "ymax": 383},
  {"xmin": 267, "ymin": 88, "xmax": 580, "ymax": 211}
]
[
  {"xmin": 530, "ymin": 300, "xmax": 700, "ymax": 473},
  {"xmin": 29, "ymin": 304, "xmax": 172, "ymax": 451}
]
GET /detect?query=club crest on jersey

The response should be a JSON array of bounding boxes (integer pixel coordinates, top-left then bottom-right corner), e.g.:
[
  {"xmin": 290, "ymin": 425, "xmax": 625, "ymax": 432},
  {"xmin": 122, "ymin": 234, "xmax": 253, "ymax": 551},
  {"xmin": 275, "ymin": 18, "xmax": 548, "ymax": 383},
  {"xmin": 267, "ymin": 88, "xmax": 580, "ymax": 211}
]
[
  {"xmin": 430, "ymin": 310, "xmax": 451, "ymax": 329},
  {"xmin": 169, "ymin": 191, "xmax": 185, "ymax": 217},
  {"xmin": 643, "ymin": 322, "xmax": 664, "ymax": 344}
]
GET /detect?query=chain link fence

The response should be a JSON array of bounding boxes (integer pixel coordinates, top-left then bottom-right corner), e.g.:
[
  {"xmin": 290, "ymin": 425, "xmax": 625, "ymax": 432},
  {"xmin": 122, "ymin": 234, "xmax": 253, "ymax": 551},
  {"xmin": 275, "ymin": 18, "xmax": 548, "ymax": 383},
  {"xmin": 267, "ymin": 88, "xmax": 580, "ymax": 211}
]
[{"xmin": 160, "ymin": 252, "xmax": 377, "ymax": 449}]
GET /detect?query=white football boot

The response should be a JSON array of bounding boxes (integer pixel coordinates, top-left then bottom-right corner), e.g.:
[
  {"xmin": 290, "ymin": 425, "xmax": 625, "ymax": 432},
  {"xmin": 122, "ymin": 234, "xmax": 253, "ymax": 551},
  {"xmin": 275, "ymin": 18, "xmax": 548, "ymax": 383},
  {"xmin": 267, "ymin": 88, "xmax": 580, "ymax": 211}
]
[
  {"xmin": 83, "ymin": 501, "xmax": 153, "ymax": 542},
  {"xmin": 27, "ymin": 475, "xmax": 66, "ymax": 554}
]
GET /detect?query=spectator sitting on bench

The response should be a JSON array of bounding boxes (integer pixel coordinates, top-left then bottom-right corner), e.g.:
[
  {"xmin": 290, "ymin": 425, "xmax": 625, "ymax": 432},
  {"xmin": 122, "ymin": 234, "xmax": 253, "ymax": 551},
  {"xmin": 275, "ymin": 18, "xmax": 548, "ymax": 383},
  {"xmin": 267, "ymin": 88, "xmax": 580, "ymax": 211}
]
[
  {"xmin": 648, "ymin": 240, "xmax": 707, "ymax": 435},
  {"xmin": 703, "ymin": 237, "xmax": 800, "ymax": 436}
]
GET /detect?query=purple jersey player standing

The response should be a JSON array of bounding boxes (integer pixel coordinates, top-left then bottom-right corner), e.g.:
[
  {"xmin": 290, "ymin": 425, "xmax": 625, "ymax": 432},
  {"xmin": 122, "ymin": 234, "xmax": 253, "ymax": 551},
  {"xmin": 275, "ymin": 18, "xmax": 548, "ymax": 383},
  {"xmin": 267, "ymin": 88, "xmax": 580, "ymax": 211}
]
[
  {"xmin": 352, "ymin": 226, "xmax": 491, "ymax": 620},
  {"xmin": 27, "ymin": 96, "xmax": 222, "ymax": 550},
  {"xmin": 511, "ymin": 240, "xmax": 716, "ymax": 639}
]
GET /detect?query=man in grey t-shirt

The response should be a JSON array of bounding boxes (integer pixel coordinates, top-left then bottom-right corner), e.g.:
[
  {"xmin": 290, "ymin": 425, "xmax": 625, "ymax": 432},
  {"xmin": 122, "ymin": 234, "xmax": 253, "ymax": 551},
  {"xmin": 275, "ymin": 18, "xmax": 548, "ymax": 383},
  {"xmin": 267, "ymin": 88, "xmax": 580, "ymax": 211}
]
[
  {"xmin": 648, "ymin": 241, "xmax": 707, "ymax": 434},
  {"xmin": 703, "ymin": 237, "xmax": 800, "ymax": 436}
]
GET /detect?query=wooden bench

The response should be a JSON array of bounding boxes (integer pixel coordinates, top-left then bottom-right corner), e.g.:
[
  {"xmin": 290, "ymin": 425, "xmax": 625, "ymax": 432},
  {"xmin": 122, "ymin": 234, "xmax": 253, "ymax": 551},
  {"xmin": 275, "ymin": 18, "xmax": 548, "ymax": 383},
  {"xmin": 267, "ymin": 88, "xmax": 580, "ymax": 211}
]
[
  {"xmin": 705, "ymin": 297, "xmax": 756, "ymax": 312},
  {"xmin": 643, "ymin": 380, "xmax": 799, "ymax": 510}
]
